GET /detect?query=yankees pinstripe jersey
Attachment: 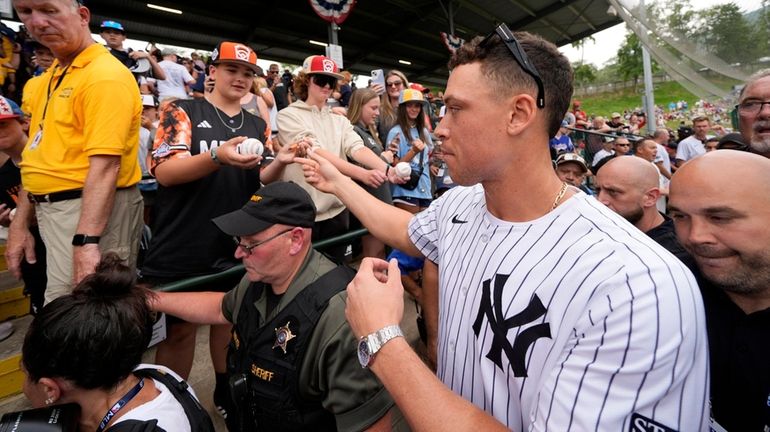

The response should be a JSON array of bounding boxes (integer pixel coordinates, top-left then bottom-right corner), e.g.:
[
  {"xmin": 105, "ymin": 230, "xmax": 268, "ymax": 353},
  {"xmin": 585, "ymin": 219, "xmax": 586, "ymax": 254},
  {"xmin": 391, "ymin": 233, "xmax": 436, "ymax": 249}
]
[{"xmin": 408, "ymin": 185, "xmax": 709, "ymax": 431}]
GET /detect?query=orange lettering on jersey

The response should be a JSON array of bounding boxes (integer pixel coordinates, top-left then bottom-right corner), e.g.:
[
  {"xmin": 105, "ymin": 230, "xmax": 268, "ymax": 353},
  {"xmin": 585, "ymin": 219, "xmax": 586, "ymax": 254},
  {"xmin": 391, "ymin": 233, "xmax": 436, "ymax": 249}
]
[{"xmin": 250, "ymin": 364, "xmax": 274, "ymax": 382}]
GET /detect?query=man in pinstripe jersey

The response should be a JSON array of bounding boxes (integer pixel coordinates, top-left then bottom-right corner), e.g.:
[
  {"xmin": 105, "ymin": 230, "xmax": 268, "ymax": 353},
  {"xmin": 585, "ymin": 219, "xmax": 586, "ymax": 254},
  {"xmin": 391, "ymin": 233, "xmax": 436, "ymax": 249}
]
[{"xmin": 301, "ymin": 27, "xmax": 709, "ymax": 431}]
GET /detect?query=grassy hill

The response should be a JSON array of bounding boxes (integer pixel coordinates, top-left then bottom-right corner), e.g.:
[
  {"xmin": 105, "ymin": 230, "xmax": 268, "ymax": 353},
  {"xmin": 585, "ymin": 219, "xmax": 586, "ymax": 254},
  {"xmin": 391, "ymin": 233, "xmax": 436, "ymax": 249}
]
[
  {"xmin": 576, "ymin": 80, "xmax": 700, "ymax": 117},
  {"xmin": 576, "ymin": 77, "xmax": 740, "ymax": 118}
]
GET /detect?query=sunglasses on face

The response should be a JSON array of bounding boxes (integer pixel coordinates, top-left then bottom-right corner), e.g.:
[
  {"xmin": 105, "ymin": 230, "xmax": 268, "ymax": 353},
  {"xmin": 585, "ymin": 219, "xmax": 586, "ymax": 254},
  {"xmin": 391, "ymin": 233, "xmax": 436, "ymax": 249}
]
[
  {"xmin": 479, "ymin": 23, "xmax": 545, "ymax": 109},
  {"xmin": 312, "ymin": 74, "xmax": 338, "ymax": 88},
  {"xmin": 386, "ymin": 80, "xmax": 403, "ymax": 87}
]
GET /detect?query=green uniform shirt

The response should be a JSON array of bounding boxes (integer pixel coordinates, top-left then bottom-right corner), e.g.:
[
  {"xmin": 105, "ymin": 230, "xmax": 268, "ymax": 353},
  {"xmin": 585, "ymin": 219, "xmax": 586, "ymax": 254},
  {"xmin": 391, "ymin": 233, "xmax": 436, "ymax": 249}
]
[{"xmin": 222, "ymin": 249, "xmax": 408, "ymax": 432}]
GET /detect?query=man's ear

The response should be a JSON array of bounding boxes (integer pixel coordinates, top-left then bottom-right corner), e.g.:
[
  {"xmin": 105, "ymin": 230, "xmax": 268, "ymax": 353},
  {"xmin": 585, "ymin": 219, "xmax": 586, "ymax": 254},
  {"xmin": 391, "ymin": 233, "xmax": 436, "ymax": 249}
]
[
  {"xmin": 642, "ymin": 187, "xmax": 661, "ymax": 208},
  {"xmin": 505, "ymin": 93, "xmax": 539, "ymax": 137}
]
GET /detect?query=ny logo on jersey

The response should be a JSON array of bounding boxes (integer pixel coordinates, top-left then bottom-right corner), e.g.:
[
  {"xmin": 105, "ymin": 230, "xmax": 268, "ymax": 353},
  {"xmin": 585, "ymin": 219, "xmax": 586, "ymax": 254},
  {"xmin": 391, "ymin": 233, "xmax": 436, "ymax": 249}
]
[{"xmin": 472, "ymin": 274, "xmax": 551, "ymax": 377}]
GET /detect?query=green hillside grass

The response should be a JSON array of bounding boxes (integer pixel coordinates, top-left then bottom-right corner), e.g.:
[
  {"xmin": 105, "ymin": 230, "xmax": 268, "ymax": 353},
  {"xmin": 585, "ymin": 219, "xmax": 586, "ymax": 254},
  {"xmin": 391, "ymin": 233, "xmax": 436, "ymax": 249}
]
[{"xmin": 576, "ymin": 80, "xmax": 700, "ymax": 117}]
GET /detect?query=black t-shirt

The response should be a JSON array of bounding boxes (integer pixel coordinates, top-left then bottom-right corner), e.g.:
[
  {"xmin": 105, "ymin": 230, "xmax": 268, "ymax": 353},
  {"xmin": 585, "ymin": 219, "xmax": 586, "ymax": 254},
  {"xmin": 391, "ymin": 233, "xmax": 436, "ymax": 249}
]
[
  {"xmin": 141, "ymin": 99, "xmax": 268, "ymax": 278},
  {"xmin": 701, "ymin": 280, "xmax": 770, "ymax": 432},
  {"xmin": 0, "ymin": 158, "xmax": 21, "ymax": 209},
  {"xmin": 268, "ymin": 77, "xmax": 289, "ymax": 111},
  {"xmin": 107, "ymin": 47, "xmax": 135, "ymax": 68},
  {"xmin": 645, "ymin": 215, "xmax": 700, "ymax": 278}
]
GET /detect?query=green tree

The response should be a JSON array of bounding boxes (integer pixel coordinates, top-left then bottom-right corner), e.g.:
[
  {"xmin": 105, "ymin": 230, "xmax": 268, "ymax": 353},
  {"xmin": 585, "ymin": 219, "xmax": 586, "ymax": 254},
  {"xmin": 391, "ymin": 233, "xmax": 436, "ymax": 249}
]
[
  {"xmin": 614, "ymin": 30, "xmax": 660, "ymax": 91},
  {"xmin": 694, "ymin": 3, "xmax": 757, "ymax": 64},
  {"xmin": 573, "ymin": 62, "xmax": 598, "ymax": 87}
]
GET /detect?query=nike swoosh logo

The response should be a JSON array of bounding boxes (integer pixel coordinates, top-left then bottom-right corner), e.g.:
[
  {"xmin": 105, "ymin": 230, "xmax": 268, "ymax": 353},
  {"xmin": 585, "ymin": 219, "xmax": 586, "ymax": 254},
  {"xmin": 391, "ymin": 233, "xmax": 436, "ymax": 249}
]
[{"xmin": 451, "ymin": 215, "xmax": 467, "ymax": 224}]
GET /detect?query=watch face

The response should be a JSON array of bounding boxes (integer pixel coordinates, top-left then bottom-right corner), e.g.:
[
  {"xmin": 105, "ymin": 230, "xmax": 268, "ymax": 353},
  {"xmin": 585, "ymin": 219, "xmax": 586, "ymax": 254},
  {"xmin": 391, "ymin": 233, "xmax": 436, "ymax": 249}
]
[{"xmin": 357, "ymin": 339, "xmax": 370, "ymax": 368}]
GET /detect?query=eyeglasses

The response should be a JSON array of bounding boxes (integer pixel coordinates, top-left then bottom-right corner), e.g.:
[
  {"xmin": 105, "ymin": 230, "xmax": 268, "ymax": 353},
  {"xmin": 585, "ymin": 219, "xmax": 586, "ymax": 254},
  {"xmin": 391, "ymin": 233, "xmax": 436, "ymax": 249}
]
[
  {"xmin": 736, "ymin": 101, "xmax": 770, "ymax": 115},
  {"xmin": 386, "ymin": 80, "xmax": 403, "ymax": 87},
  {"xmin": 312, "ymin": 74, "xmax": 338, "ymax": 89},
  {"xmin": 479, "ymin": 23, "xmax": 545, "ymax": 109},
  {"xmin": 269, "ymin": 70, "xmax": 279, "ymax": 75},
  {"xmin": 233, "ymin": 228, "xmax": 294, "ymax": 256},
  {"xmin": 615, "ymin": 143, "xmax": 631, "ymax": 147}
]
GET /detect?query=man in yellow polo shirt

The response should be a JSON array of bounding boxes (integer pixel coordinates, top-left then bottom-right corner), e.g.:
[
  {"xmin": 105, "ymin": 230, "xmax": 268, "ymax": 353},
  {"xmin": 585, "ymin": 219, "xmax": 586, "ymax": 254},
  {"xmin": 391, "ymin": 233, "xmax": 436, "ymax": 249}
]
[{"xmin": 7, "ymin": 0, "xmax": 143, "ymax": 303}]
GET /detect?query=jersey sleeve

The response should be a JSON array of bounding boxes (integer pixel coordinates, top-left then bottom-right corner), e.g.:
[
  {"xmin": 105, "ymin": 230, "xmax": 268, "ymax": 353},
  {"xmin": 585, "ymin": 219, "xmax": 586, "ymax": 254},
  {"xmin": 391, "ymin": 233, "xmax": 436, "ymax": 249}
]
[
  {"xmin": 300, "ymin": 292, "xmax": 394, "ymax": 432},
  {"xmin": 150, "ymin": 102, "xmax": 193, "ymax": 175},
  {"xmin": 408, "ymin": 200, "xmax": 440, "ymax": 263}
]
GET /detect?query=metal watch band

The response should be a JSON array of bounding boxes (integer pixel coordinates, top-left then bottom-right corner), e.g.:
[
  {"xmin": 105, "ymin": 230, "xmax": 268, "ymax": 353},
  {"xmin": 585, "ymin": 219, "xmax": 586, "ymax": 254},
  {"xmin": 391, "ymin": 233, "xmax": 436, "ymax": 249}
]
[{"xmin": 366, "ymin": 324, "xmax": 404, "ymax": 357}]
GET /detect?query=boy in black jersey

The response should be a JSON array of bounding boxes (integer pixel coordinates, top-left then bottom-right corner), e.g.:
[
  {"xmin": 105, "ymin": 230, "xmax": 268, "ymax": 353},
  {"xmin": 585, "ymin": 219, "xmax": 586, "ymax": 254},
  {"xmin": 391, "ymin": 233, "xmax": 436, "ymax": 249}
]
[{"xmin": 141, "ymin": 41, "xmax": 305, "ymax": 429}]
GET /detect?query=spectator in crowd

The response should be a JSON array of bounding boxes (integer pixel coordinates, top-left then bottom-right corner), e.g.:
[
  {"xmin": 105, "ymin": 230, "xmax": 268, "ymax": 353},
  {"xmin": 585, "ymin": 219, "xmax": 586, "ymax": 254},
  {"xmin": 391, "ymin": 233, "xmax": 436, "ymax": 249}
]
[
  {"xmin": 20, "ymin": 41, "xmax": 52, "ymax": 117},
  {"xmin": 554, "ymin": 152, "xmax": 592, "ymax": 195},
  {"xmin": 716, "ymin": 132, "xmax": 748, "ymax": 151},
  {"xmin": 272, "ymin": 55, "xmax": 400, "ymax": 262},
  {"xmin": 240, "ymin": 73, "xmax": 271, "ymax": 125},
  {"xmin": 633, "ymin": 138, "xmax": 668, "ymax": 213},
  {"xmin": 347, "ymin": 87, "xmax": 393, "ymax": 259},
  {"xmin": 591, "ymin": 137, "xmax": 615, "ymax": 168},
  {"xmin": 98, "ymin": 20, "xmax": 166, "ymax": 85},
  {"xmin": 675, "ymin": 116, "xmax": 712, "ymax": 166},
  {"xmin": 0, "ymin": 96, "xmax": 46, "ymax": 315},
  {"xmin": 704, "ymin": 137, "xmax": 719, "ymax": 152},
  {"xmin": 334, "ymin": 70, "xmax": 353, "ymax": 108},
  {"xmin": 584, "ymin": 115, "xmax": 612, "ymax": 162},
  {"xmin": 29, "ymin": 41, "xmax": 53, "ymax": 76},
  {"xmin": 0, "ymin": 23, "xmax": 19, "ymax": 98},
  {"xmin": 571, "ymin": 99, "xmax": 586, "ymax": 121},
  {"xmin": 388, "ymin": 89, "xmax": 433, "ymax": 214},
  {"xmin": 141, "ymin": 41, "xmax": 269, "ymax": 426},
  {"xmin": 735, "ymin": 69, "xmax": 770, "ymax": 157},
  {"xmin": 266, "ymin": 63, "xmax": 290, "ymax": 111},
  {"xmin": 137, "ymin": 95, "xmax": 158, "ymax": 222},
  {"xmin": 592, "ymin": 136, "xmax": 631, "ymax": 173},
  {"xmin": 150, "ymin": 182, "xmax": 408, "ymax": 432},
  {"xmin": 606, "ymin": 112, "xmax": 625, "ymax": 130},
  {"xmin": 22, "ymin": 254, "xmax": 211, "ymax": 431},
  {"xmin": 7, "ymin": 0, "xmax": 144, "ymax": 304},
  {"xmin": 378, "ymin": 70, "xmax": 409, "ymax": 140},
  {"xmin": 669, "ymin": 150, "xmax": 770, "ymax": 432},
  {"xmin": 252, "ymin": 68, "xmax": 277, "ymax": 136},
  {"xmin": 548, "ymin": 120, "xmax": 574, "ymax": 155},
  {"xmin": 651, "ymin": 128, "xmax": 673, "ymax": 178},
  {"xmin": 299, "ymin": 26, "xmax": 708, "ymax": 431},
  {"xmin": 595, "ymin": 156, "xmax": 697, "ymax": 274},
  {"xmin": 156, "ymin": 48, "xmax": 194, "ymax": 101}
]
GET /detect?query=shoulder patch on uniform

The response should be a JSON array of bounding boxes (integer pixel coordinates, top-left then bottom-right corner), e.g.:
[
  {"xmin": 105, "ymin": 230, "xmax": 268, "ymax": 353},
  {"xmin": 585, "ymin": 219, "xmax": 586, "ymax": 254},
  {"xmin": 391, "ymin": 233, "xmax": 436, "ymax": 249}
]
[
  {"xmin": 153, "ymin": 142, "xmax": 172, "ymax": 158},
  {"xmin": 629, "ymin": 413, "xmax": 677, "ymax": 432}
]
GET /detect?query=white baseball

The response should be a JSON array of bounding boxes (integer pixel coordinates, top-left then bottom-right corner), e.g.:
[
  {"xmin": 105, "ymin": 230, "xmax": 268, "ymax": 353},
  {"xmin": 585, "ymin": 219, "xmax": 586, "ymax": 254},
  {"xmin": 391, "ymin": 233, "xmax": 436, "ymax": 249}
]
[
  {"xmin": 395, "ymin": 162, "xmax": 412, "ymax": 177},
  {"xmin": 236, "ymin": 138, "xmax": 264, "ymax": 156}
]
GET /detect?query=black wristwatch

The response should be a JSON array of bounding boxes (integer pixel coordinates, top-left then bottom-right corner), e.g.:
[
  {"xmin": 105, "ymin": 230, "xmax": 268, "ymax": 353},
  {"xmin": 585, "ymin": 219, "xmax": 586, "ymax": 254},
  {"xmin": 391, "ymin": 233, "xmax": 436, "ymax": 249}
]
[{"xmin": 72, "ymin": 234, "xmax": 101, "ymax": 246}]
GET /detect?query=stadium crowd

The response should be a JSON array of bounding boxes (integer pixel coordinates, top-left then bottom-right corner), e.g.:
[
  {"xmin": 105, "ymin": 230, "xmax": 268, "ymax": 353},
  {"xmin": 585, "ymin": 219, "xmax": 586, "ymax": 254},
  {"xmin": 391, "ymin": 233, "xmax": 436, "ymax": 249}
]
[{"xmin": 0, "ymin": 1, "xmax": 768, "ymax": 431}]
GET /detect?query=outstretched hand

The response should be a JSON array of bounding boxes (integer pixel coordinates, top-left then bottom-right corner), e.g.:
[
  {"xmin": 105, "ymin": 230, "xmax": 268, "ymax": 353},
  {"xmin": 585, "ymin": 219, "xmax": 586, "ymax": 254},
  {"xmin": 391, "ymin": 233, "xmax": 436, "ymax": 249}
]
[
  {"xmin": 295, "ymin": 150, "xmax": 347, "ymax": 194},
  {"xmin": 345, "ymin": 258, "xmax": 405, "ymax": 338}
]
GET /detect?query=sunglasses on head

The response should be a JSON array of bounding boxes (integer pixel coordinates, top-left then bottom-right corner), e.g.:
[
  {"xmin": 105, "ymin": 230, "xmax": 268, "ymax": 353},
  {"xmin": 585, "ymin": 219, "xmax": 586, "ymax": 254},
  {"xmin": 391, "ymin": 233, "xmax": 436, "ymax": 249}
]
[
  {"xmin": 479, "ymin": 23, "xmax": 545, "ymax": 109},
  {"xmin": 312, "ymin": 74, "xmax": 338, "ymax": 88}
]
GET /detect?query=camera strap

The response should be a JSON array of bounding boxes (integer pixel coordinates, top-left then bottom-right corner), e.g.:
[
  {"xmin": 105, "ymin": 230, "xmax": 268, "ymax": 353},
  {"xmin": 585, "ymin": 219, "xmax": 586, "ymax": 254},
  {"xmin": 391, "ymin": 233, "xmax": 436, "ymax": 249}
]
[{"xmin": 96, "ymin": 378, "xmax": 145, "ymax": 432}]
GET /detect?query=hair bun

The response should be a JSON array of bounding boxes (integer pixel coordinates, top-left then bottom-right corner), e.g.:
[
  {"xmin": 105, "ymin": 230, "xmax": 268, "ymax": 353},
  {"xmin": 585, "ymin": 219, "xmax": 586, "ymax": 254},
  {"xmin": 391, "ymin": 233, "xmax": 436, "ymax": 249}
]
[{"xmin": 73, "ymin": 253, "xmax": 136, "ymax": 299}]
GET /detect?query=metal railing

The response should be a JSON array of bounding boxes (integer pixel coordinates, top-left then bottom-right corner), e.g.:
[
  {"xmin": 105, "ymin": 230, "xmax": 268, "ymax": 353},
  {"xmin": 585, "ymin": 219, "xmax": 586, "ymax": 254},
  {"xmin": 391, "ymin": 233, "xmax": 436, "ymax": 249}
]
[{"xmin": 156, "ymin": 228, "xmax": 369, "ymax": 292}]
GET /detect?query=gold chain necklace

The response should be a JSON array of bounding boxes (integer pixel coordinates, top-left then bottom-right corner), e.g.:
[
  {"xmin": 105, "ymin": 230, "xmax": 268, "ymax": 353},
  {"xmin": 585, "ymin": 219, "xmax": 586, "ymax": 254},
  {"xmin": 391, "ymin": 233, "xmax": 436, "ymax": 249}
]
[{"xmin": 551, "ymin": 182, "xmax": 568, "ymax": 210}]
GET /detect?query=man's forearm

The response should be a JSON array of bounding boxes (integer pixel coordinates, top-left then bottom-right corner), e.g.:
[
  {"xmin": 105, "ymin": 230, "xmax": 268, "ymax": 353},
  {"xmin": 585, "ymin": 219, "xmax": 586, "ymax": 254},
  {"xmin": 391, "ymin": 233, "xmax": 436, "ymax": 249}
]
[
  {"xmin": 77, "ymin": 155, "xmax": 121, "ymax": 235},
  {"xmin": 371, "ymin": 338, "xmax": 508, "ymax": 431},
  {"xmin": 333, "ymin": 176, "xmax": 419, "ymax": 255},
  {"xmin": 151, "ymin": 291, "xmax": 228, "ymax": 325}
]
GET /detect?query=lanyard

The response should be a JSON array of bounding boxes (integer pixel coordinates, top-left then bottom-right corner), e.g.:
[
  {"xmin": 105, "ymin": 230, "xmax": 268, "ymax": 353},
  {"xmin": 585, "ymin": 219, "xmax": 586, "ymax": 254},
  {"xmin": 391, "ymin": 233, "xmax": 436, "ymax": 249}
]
[
  {"xmin": 95, "ymin": 377, "xmax": 144, "ymax": 432},
  {"xmin": 39, "ymin": 64, "xmax": 71, "ymax": 128}
]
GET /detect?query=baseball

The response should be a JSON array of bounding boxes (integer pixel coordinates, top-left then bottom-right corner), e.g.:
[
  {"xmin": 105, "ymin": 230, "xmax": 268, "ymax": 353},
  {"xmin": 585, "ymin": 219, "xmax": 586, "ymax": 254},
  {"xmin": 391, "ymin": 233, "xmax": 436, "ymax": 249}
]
[
  {"xmin": 395, "ymin": 162, "xmax": 412, "ymax": 177},
  {"xmin": 236, "ymin": 138, "xmax": 264, "ymax": 156}
]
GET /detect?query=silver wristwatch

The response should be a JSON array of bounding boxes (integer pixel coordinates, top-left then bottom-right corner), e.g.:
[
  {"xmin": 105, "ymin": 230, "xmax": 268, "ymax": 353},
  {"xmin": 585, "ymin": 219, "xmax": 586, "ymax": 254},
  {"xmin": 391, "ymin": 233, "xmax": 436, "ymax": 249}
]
[{"xmin": 357, "ymin": 325, "xmax": 404, "ymax": 368}]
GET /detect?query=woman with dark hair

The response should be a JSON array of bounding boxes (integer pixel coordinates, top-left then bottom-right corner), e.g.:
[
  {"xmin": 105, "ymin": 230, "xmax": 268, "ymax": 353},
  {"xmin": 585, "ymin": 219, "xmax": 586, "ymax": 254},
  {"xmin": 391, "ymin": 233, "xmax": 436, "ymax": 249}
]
[
  {"xmin": 387, "ymin": 88, "xmax": 433, "ymax": 213},
  {"xmin": 21, "ymin": 254, "xmax": 208, "ymax": 431},
  {"xmin": 347, "ymin": 87, "xmax": 393, "ymax": 258}
]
